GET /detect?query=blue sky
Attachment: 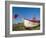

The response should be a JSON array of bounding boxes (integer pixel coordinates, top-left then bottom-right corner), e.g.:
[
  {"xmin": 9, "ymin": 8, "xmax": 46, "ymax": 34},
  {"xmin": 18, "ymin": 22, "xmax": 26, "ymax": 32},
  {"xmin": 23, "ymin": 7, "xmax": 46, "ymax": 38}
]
[{"xmin": 12, "ymin": 7, "xmax": 40, "ymax": 24}]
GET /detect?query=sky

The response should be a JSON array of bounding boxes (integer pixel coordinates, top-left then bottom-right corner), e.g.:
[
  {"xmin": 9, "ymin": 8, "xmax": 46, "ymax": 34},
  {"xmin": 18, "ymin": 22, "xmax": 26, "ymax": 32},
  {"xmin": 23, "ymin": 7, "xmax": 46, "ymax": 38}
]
[{"xmin": 12, "ymin": 7, "xmax": 40, "ymax": 24}]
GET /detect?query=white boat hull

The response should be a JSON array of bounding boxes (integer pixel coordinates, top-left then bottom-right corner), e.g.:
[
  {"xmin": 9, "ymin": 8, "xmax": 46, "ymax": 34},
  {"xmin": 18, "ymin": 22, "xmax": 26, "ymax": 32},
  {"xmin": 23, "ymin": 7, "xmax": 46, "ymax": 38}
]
[{"xmin": 24, "ymin": 20, "xmax": 40, "ymax": 27}]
